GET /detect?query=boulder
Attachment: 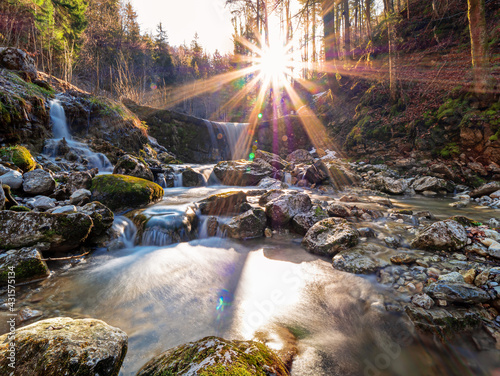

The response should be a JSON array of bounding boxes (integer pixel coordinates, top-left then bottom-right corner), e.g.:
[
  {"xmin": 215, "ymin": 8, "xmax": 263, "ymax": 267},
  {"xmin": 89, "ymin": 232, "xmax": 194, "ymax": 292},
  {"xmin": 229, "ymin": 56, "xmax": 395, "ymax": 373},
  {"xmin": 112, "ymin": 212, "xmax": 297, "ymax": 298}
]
[
  {"xmin": 327, "ymin": 203, "xmax": 351, "ymax": 218},
  {"xmin": 223, "ymin": 209, "xmax": 267, "ymax": 239},
  {"xmin": 182, "ymin": 168, "xmax": 205, "ymax": 187},
  {"xmin": 213, "ymin": 159, "xmax": 273, "ymax": 186},
  {"xmin": 302, "ymin": 217, "xmax": 359, "ymax": 256},
  {"xmin": 137, "ymin": 336, "xmax": 288, "ymax": 376},
  {"xmin": 292, "ymin": 206, "xmax": 329, "ymax": 235},
  {"xmin": 332, "ymin": 243, "xmax": 389, "ymax": 274},
  {"xmin": 31, "ymin": 196, "xmax": 56, "ymax": 211},
  {"xmin": 0, "ymin": 317, "xmax": 128, "ymax": 376},
  {"xmin": 412, "ymin": 176, "xmax": 453, "ymax": 193},
  {"xmin": 69, "ymin": 188, "xmax": 91, "ymax": 205},
  {"xmin": 113, "ymin": 154, "xmax": 154, "ymax": 181},
  {"xmin": 470, "ymin": 181, "xmax": 500, "ymax": 198},
  {"xmin": 198, "ymin": 191, "xmax": 249, "ymax": 216},
  {"xmin": 304, "ymin": 161, "xmax": 330, "ymax": 184},
  {"xmin": 0, "ymin": 145, "xmax": 36, "ymax": 172},
  {"xmin": 51, "ymin": 205, "xmax": 77, "ymax": 214},
  {"xmin": 265, "ymin": 192, "xmax": 312, "ymax": 227},
  {"xmin": 367, "ymin": 175, "xmax": 408, "ymax": 195},
  {"xmin": 286, "ymin": 149, "xmax": 314, "ymax": 164},
  {"xmin": 411, "ymin": 293, "xmax": 435, "ymax": 310},
  {"xmin": 0, "ymin": 169, "xmax": 23, "ymax": 189},
  {"xmin": 0, "ymin": 47, "xmax": 37, "ymax": 80},
  {"xmin": 255, "ymin": 149, "xmax": 288, "ymax": 170},
  {"xmin": 91, "ymin": 174, "xmax": 164, "ymax": 212},
  {"xmin": 258, "ymin": 189, "xmax": 284, "ymax": 206},
  {"xmin": 405, "ymin": 306, "xmax": 483, "ymax": 333},
  {"xmin": 78, "ymin": 202, "xmax": 114, "ymax": 243},
  {"xmin": 258, "ymin": 177, "xmax": 288, "ymax": 189},
  {"xmin": 0, "ymin": 246, "xmax": 50, "ymax": 285},
  {"xmin": 426, "ymin": 282, "xmax": 491, "ymax": 304},
  {"xmin": 411, "ymin": 220, "xmax": 467, "ymax": 252},
  {"xmin": 23, "ymin": 169, "xmax": 56, "ymax": 196},
  {"xmin": 66, "ymin": 171, "xmax": 93, "ymax": 193},
  {"xmin": 0, "ymin": 211, "xmax": 93, "ymax": 252}
]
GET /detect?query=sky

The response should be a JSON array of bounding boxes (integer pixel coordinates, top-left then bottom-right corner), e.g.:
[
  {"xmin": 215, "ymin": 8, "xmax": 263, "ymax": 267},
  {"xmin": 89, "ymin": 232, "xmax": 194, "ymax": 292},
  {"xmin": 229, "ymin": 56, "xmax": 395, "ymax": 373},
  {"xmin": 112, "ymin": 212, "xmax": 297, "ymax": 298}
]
[{"xmin": 130, "ymin": 0, "xmax": 235, "ymax": 54}]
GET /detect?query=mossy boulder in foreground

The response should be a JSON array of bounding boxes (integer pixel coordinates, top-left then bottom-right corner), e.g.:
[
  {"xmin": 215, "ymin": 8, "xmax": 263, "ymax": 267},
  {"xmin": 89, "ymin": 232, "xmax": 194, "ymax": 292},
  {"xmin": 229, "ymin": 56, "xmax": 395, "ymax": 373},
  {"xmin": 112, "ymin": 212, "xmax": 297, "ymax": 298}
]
[
  {"xmin": 91, "ymin": 174, "xmax": 164, "ymax": 212},
  {"xmin": 0, "ymin": 145, "xmax": 36, "ymax": 172},
  {"xmin": 0, "ymin": 246, "xmax": 50, "ymax": 286},
  {"xmin": 137, "ymin": 336, "xmax": 289, "ymax": 376},
  {"xmin": 0, "ymin": 317, "xmax": 128, "ymax": 376}
]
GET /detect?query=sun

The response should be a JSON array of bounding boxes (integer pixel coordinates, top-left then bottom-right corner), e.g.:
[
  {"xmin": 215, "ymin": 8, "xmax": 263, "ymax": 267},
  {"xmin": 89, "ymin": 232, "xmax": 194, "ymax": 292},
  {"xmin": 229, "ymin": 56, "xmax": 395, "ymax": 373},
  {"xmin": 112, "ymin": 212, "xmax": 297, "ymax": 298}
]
[{"xmin": 254, "ymin": 42, "xmax": 293, "ymax": 86}]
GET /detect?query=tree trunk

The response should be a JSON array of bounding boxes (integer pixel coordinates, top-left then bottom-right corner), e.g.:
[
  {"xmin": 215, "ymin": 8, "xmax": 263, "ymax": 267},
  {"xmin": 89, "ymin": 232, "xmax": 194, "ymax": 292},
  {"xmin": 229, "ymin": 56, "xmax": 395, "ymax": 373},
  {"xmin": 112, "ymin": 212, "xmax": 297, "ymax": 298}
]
[
  {"xmin": 343, "ymin": 0, "xmax": 350, "ymax": 59},
  {"xmin": 384, "ymin": 1, "xmax": 397, "ymax": 101},
  {"xmin": 321, "ymin": 0, "xmax": 341, "ymax": 94},
  {"xmin": 467, "ymin": 0, "xmax": 490, "ymax": 94}
]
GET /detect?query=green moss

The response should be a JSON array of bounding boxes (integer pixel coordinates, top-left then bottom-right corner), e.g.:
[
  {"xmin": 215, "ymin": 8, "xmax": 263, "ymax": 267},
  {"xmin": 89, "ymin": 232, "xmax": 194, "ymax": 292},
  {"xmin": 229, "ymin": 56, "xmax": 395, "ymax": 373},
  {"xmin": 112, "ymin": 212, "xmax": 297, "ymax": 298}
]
[
  {"xmin": 8, "ymin": 205, "xmax": 31, "ymax": 212},
  {"xmin": 439, "ymin": 143, "xmax": 459, "ymax": 158},
  {"xmin": 0, "ymin": 145, "xmax": 36, "ymax": 172}
]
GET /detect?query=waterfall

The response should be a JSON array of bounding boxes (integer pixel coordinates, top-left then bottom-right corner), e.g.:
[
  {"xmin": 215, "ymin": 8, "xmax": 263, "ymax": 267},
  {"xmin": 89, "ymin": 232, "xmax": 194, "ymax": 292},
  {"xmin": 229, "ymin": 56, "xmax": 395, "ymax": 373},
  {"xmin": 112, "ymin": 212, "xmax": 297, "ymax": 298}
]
[
  {"xmin": 112, "ymin": 216, "xmax": 137, "ymax": 249},
  {"xmin": 45, "ymin": 99, "xmax": 113, "ymax": 172},
  {"xmin": 203, "ymin": 120, "xmax": 248, "ymax": 160},
  {"xmin": 174, "ymin": 172, "xmax": 183, "ymax": 187}
]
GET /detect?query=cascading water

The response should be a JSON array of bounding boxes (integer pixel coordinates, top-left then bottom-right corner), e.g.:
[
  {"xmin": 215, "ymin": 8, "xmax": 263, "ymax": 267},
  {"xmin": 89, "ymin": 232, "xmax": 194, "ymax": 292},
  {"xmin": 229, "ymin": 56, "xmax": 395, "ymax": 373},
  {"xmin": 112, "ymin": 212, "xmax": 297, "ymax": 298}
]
[
  {"xmin": 111, "ymin": 216, "xmax": 137, "ymax": 249},
  {"xmin": 44, "ymin": 99, "xmax": 113, "ymax": 172},
  {"xmin": 203, "ymin": 120, "xmax": 249, "ymax": 160}
]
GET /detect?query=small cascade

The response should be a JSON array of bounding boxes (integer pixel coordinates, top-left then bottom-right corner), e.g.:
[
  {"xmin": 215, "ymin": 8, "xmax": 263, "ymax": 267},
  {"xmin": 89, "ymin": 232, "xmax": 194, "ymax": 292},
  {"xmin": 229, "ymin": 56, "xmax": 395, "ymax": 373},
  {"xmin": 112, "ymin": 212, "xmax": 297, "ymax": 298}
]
[
  {"xmin": 111, "ymin": 216, "xmax": 137, "ymax": 249},
  {"xmin": 44, "ymin": 99, "xmax": 113, "ymax": 172},
  {"xmin": 140, "ymin": 208, "xmax": 192, "ymax": 246},
  {"xmin": 155, "ymin": 173, "xmax": 167, "ymax": 188},
  {"xmin": 174, "ymin": 172, "xmax": 183, "ymax": 187},
  {"xmin": 203, "ymin": 120, "xmax": 249, "ymax": 160}
]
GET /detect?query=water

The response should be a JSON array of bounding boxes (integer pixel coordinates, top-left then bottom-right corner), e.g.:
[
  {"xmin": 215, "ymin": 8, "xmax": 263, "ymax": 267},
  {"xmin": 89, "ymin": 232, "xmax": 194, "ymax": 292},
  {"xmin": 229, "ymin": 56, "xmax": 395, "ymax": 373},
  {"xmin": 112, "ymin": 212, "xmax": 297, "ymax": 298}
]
[
  {"xmin": 44, "ymin": 99, "xmax": 113, "ymax": 172},
  {"xmin": 5, "ymin": 183, "xmax": 500, "ymax": 375},
  {"xmin": 203, "ymin": 120, "xmax": 249, "ymax": 160}
]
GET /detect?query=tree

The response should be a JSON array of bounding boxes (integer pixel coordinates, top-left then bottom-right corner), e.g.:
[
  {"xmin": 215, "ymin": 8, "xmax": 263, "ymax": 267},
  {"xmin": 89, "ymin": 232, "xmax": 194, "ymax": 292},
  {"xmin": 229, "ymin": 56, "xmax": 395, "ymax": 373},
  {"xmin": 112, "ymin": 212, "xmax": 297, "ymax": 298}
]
[{"xmin": 467, "ymin": 0, "xmax": 491, "ymax": 94}]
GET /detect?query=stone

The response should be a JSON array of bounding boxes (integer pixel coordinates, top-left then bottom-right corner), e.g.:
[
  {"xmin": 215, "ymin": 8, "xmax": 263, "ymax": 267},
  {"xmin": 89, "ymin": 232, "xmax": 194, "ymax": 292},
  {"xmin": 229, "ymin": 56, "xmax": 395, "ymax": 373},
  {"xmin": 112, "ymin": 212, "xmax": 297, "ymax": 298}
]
[
  {"xmin": 69, "ymin": 188, "xmax": 92, "ymax": 205},
  {"xmin": 438, "ymin": 272, "xmax": 465, "ymax": 283},
  {"xmin": 31, "ymin": 196, "xmax": 56, "ymax": 211},
  {"xmin": 91, "ymin": 174, "xmax": 164, "ymax": 212},
  {"xmin": 470, "ymin": 181, "xmax": 500, "ymax": 198},
  {"xmin": 475, "ymin": 270, "xmax": 490, "ymax": 286},
  {"xmin": 255, "ymin": 149, "xmax": 288, "ymax": 170},
  {"xmin": 78, "ymin": 202, "xmax": 114, "ymax": 243},
  {"xmin": 113, "ymin": 154, "xmax": 154, "ymax": 181},
  {"xmin": 332, "ymin": 243, "xmax": 390, "ymax": 274},
  {"xmin": 223, "ymin": 209, "xmax": 267, "ymax": 239},
  {"xmin": 17, "ymin": 307, "xmax": 43, "ymax": 323},
  {"xmin": 490, "ymin": 190, "xmax": 500, "ymax": 199},
  {"xmin": 0, "ymin": 47, "xmax": 37, "ymax": 79},
  {"xmin": 405, "ymin": 305, "xmax": 482, "ymax": 332},
  {"xmin": 450, "ymin": 201, "xmax": 468, "ymax": 209},
  {"xmin": 265, "ymin": 192, "xmax": 312, "ymax": 227},
  {"xmin": 291, "ymin": 206, "xmax": 329, "ymax": 235},
  {"xmin": 66, "ymin": 171, "xmax": 92, "ymax": 193},
  {"xmin": 0, "ymin": 246, "xmax": 50, "ymax": 285},
  {"xmin": 390, "ymin": 253, "xmax": 417, "ymax": 265},
  {"xmin": 0, "ymin": 185, "xmax": 4, "ymax": 210},
  {"xmin": 23, "ymin": 169, "xmax": 56, "ymax": 196},
  {"xmin": 0, "ymin": 211, "xmax": 93, "ymax": 252},
  {"xmin": 0, "ymin": 145, "xmax": 36, "ymax": 172},
  {"xmin": 305, "ymin": 160, "xmax": 330, "ymax": 184},
  {"xmin": 137, "ymin": 336, "xmax": 289, "ymax": 376},
  {"xmin": 426, "ymin": 282, "xmax": 491, "ymax": 304},
  {"xmin": 327, "ymin": 203, "xmax": 351, "ymax": 218},
  {"xmin": 198, "ymin": 191, "xmax": 249, "ymax": 216},
  {"xmin": 258, "ymin": 189, "xmax": 284, "ymax": 206},
  {"xmin": 0, "ymin": 317, "xmax": 128, "ymax": 376},
  {"xmin": 0, "ymin": 169, "xmax": 23, "ymax": 189},
  {"xmin": 412, "ymin": 176, "xmax": 453, "ymax": 193},
  {"xmin": 51, "ymin": 205, "xmax": 77, "ymax": 214},
  {"xmin": 213, "ymin": 159, "xmax": 274, "ymax": 186},
  {"xmin": 286, "ymin": 149, "xmax": 314, "ymax": 164},
  {"xmin": 462, "ymin": 269, "xmax": 476, "ymax": 284},
  {"xmin": 367, "ymin": 175, "xmax": 408, "ymax": 195},
  {"xmin": 411, "ymin": 220, "xmax": 467, "ymax": 252},
  {"xmin": 182, "ymin": 168, "xmax": 205, "ymax": 187},
  {"xmin": 302, "ymin": 217, "xmax": 359, "ymax": 256},
  {"xmin": 264, "ymin": 228, "xmax": 272, "ymax": 237},
  {"xmin": 257, "ymin": 177, "xmax": 288, "ymax": 189},
  {"xmin": 411, "ymin": 293, "xmax": 435, "ymax": 309}
]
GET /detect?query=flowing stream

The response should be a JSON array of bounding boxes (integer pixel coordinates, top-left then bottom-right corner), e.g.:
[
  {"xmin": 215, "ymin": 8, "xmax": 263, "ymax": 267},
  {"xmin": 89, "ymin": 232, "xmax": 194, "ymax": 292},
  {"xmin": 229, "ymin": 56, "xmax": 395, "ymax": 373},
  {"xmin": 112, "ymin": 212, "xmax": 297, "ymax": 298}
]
[{"xmin": 6, "ymin": 183, "xmax": 500, "ymax": 375}]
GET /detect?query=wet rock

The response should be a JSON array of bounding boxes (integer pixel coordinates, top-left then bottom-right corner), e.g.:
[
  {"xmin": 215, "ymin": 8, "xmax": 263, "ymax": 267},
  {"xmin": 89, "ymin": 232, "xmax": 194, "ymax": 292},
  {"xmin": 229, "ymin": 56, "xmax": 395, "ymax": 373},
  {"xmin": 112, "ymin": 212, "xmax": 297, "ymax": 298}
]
[
  {"xmin": 367, "ymin": 175, "xmax": 408, "ymax": 195},
  {"xmin": 0, "ymin": 47, "xmax": 37, "ymax": 80},
  {"xmin": 69, "ymin": 188, "xmax": 91, "ymax": 205},
  {"xmin": 405, "ymin": 305, "xmax": 482, "ymax": 332},
  {"xmin": 438, "ymin": 272, "xmax": 465, "ymax": 283},
  {"xmin": 182, "ymin": 168, "xmax": 205, "ymax": 187},
  {"xmin": 0, "ymin": 246, "xmax": 50, "ymax": 285},
  {"xmin": 0, "ymin": 169, "xmax": 23, "ymax": 189},
  {"xmin": 50, "ymin": 205, "xmax": 77, "ymax": 214},
  {"xmin": 78, "ymin": 202, "xmax": 114, "ymax": 244},
  {"xmin": 0, "ymin": 317, "xmax": 128, "ymax": 376},
  {"xmin": 305, "ymin": 161, "xmax": 330, "ymax": 184},
  {"xmin": 411, "ymin": 293, "xmax": 435, "ymax": 310},
  {"xmin": 23, "ymin": 169, "xmax": 56, "ymax": 196},
  {"xmin": 426, "ymin": 282, "xmax": 490, "ymax": 304},
  {"xmin": 113, "ymin": 154, "xmax": 154, "ymax": 181},
  {"xmin": 384, "ymin": 236, "xmax": 402, "ymax": 248},
  {"xmin": 332, "ymin": 243, "xmax": 390, "ymax": 274},
  {"xmin": 302, "ymin": 217, "xmax": 359, "ymax": 256},
  {"xmin": 258, "ymin": 177, "xmax": 288, "ymax": 189},
  {"xmin": 265, "ymin": 192, "xmax": 312, "ymax": 227},
  {"xmin": 31, "ymin": 196, "xmax": 56, "ymax": 211},
  {"xmin": 470, "ymin": 182, "xmax": 500, "ymax": 198},
  {"xmin": 291, "ymin": 206, "xmax": 329, "ymax": 235},
  {"xmin": 412, "ymin": 176, "xmax": 453, "ymax": 193},
  {"xmin": 66, "ymin": 171, "xmax": 92, "ymax": 193},
  {"xmin": 390, "ymin": 253, "xmax": 417, "ymax": 265},
  {"xmin": 286, "ymin": 149, "xmax": 314, "ymax": 164},
  {"xmin": 137, "ymin": 336, "xmax": 288, "ymax": 376},
  {"xmin": 411, "ymin": 220, "xmax": 467, "ymax": 252},
  {"xmin": 213, "ymin": 159, "xmax": 273, "ymax": 186},
  {"xmin": 17, "ymin": 307, "xmax": 43, "ymax": 323},
  {"xmin": 255, "ymin": 149, "xmax": 288, "ymax": 170},
  {"xmin": 258, "ymin": 189, "xmax": 284, "ymax": 206},
  {"xmin": 358, "ymin": 227, "xmax": 377, "ymax": 238},
  {"xmin": 327, "ymin": 203, "xmax": 351, "ymax": 218},
  {"xmin": 0, "ymin": 211, "xmax": 93, "ymax": 252},
  {"xmin": 198, "ymin": 191, "xmax": 249, "ymax": 216},
  {"xmin": 462, "ymin": 269, "xmax": 476, "ymax": 284},
  {"xmin": 223, "ymin": 209, "xmax": 267, "ymax": 239},
  {"xmin": 91, "ymin": 174, "xmax": 164, "ymax": 212}
]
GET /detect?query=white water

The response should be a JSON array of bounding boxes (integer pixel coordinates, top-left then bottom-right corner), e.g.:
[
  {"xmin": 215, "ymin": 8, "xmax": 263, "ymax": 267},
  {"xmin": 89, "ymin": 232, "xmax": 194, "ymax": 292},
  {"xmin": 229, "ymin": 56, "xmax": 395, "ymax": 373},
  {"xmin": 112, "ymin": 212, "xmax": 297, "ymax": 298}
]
[
  {"xmin": 203, "ymin": 120, "xmax": 249, "ymax": 160},
  {"xmin": 45, "ymin": 99, "xmax": 113, "ymax": 172}
]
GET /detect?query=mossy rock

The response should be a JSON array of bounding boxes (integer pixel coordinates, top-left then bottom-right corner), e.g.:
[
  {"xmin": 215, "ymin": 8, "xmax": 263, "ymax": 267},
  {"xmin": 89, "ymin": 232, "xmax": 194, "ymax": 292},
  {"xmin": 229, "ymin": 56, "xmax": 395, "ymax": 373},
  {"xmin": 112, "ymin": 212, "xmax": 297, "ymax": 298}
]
[
  {"xmin": 0, "ymin": 246, "xmax": 49, "ymax": 286},
  {"xmin": 91, "ymin": 174, "xmax": 164, "ymax": 212},
  {"xmin": 8, "ymin": 205, "xmax": 31, "ymax": 212},
  {"xmin": 137, "ymin": 336, "xmax": 289, "ymax": 376},
  {"xmin": 0, "ymin": 145, "xmax": 36, "ymax": 172}
]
